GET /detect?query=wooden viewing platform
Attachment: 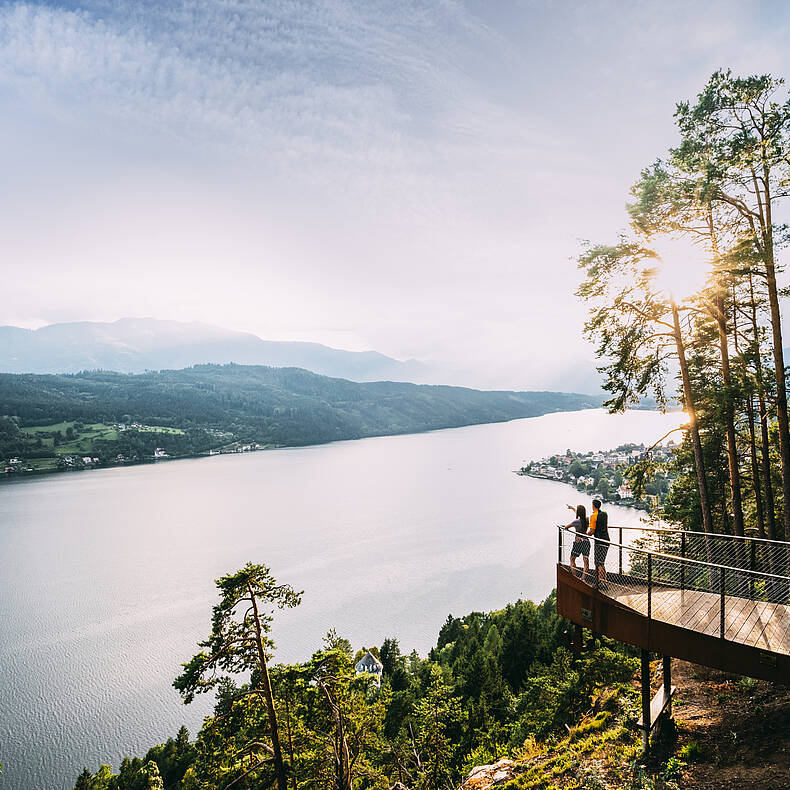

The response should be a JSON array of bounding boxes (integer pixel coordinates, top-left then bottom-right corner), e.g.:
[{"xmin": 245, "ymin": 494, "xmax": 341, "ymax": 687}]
[{"xmin": 556, "ymin": 525, "xmax": 790, "ymax": 751}]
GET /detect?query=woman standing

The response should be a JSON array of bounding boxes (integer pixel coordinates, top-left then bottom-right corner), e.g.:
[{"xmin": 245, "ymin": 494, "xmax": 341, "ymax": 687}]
[{"xmin": 564, "ymin": 504, "xmax": 590, "ymax": 577}]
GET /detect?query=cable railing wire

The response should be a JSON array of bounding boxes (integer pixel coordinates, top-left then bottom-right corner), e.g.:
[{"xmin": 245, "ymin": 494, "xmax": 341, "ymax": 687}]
[{"xmin": 608, "ymin": 525, "xmax": 790, "ymax": 580}]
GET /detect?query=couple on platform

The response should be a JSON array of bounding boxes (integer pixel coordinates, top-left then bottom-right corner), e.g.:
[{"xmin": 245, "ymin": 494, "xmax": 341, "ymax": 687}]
[{"xmin": 564, "ymin": 499, "xmax": 609, "ymax": 583}]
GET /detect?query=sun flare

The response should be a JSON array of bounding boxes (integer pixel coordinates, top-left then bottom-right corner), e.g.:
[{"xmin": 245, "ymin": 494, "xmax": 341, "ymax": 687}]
[{"xmin": 647, "ymin": 235, "xmax": 712, "ymax": 302}]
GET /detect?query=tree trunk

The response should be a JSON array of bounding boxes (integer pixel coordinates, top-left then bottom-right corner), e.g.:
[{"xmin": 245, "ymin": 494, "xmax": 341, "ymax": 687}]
[
  {"xmin": 283, "ymin": 690, "xmax": 298, "ymax": 790},
  {"xmin": 758, "ymin": 390, "xmax": 778, "ymax": 541},
  {"xmin": 763, "ymin": 255, "xmax": 790, "ymax": 540},
  {"xmin": 709, "ymin": 218, "xmax": 745, "ymax": 537},
  {"xmin": 714, "ymin": 291, "xmax": 745, "ymax": 536},
  {"xmin": 250, "ymin": 589, "xmax": 289, "ymax": 790},
  {"xmin": 336, "ymin": 702, "xmax": 351, "ymax": 790},
  {"xmin": 748, "ymin": 274, "xmax": 778, "ymax": 541},
  {"xmin": 747, "ymin": 396, "xmax": 766, "ymax": 538},
  {"xmin": 755, "ymin": 176, "xmax": 789, "ymax": 539},
  {"xmin": 672, "ymin": 300, "xmax": 715, "ymax": 538}
]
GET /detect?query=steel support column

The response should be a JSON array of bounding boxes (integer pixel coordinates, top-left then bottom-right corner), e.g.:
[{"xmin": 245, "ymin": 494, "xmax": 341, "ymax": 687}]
[{"xmin": 641, "ymin": 649, "xmax": 650, "ymax": 754}]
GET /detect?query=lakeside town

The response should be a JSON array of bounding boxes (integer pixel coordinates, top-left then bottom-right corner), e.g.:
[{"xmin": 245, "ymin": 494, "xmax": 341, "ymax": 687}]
[
  {"xmin": 517, "ymin": 441, "xmax": 677, "ymax": 511},
  {"xmin": 2, "ymin": 419, "xmax": 269, "ymax": 476}
]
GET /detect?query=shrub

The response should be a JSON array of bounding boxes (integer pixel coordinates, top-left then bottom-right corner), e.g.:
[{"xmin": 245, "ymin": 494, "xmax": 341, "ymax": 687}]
[{"xmin": 678, "ymin": 741, "xmax": 702, "ymax": 761}]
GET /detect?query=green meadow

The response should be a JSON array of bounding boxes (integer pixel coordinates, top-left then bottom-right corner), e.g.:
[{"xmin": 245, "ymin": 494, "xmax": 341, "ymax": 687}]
[{"xmin": 19, "ymin": 421, "xmax": 184, "ymax": 456}]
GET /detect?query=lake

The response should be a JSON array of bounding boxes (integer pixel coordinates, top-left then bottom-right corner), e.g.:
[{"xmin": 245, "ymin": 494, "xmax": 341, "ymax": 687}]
[{"xmin": 0, "ymin": 407, "xmax": 683, "ymax": 789}]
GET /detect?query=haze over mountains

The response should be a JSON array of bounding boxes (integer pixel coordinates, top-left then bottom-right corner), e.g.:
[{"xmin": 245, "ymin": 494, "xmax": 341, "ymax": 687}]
[
  {"xmin": 0, "ymin": 318, "xmax": 431, "ymax": 382},
  {"xmin": 0, "ymin": 318, "xmax": 609, "ymax": 394}
]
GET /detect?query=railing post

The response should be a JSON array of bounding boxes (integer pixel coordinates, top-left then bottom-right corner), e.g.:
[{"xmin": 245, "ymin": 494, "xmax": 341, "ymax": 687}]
[
  {"xmin": 647, "ymin": 552, "xmax": 652, "ymax": 621},
  {"xmin": 663, "ymin": 655, "xmax": 672, "ymax": 721},
  {"xmin": 720, "ymin": 566, "xmax": 726, "ymax": 639},
  {"xmin": 680, "ymin": 532, "xmax": 686, "ymax": 591},
  {"xmin": 558, "ymin": 526, "xmax": 562, "ymax": 565},
  {"xmin": 749, "ymin": 541, "xmax": 756, "ymax": 598},
  {"xmin": 619, "ymin": 527, "xmax": 623, "ymax": 576}
]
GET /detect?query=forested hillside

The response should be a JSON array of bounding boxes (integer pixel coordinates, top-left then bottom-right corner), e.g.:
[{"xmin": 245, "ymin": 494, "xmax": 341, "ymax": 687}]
[
  {"xmin": 0, "ymin": 364, "xmax": 599, "ymax": 470},
  {"xmin": 71, "ymin": 565, "xmax": 643, "ymax": 790},
  {"xmin": 71, "ymin": 564, "xmax": 790, "ymax": 790}
]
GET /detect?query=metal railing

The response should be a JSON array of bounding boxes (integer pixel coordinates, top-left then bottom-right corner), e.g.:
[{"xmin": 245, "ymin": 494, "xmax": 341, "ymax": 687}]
[
  {"xmin": 609, "ymin": 525, "xmax": 790, "ymax": 580},
  {"xmin": 558, "ymin": 525, "xmax": 790, "ymax": 653}
]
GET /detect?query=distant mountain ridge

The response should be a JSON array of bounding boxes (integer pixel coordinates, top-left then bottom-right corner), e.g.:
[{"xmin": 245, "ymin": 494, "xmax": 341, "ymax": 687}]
[{"xmin": 0, "ymin": 318, "xmax": 430, "ymax": 382}]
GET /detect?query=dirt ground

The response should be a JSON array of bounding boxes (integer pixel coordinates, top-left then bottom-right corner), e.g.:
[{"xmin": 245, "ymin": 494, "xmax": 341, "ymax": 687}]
[{"xmin": 658, "ymin": 659, "xmax": 790, "ymax": 789}]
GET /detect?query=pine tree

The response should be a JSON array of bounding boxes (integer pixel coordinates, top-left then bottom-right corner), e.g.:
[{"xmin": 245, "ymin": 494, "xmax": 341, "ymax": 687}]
[{"xmin": 174, "ymin": 562, "xmax": 302, "ymax": 790}]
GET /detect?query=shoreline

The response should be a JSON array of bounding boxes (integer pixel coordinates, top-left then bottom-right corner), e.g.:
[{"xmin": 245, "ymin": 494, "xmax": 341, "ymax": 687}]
[
  {"xmin": 515, "ymin": 469, "xmax": 652, "ymax": 513},
  {"xmin": 0, "ymin": 408, "xmax": 603, "ymax": 483},
  {"xmin": 2, "ymin": 406, "xmax": 679, "ymax": 485}
]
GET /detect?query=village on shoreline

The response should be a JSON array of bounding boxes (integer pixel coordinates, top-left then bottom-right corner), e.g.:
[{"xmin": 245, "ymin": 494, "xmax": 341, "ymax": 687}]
[
  {"xmin": 1, "ymin": 419, "xmax": 271, "ymax": 478},
  {"xmin": 517, "ymin": 441, "xmax": 677, "ymax": 512}
]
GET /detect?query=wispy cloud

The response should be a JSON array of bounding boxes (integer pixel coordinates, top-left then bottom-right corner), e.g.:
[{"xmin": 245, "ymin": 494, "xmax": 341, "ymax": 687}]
[{"xmin": 0, "ymin": 2, "xmax": 525, "ymax": 176}]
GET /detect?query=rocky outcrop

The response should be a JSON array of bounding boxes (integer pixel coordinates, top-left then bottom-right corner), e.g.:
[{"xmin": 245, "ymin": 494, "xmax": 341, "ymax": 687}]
[{"xmin": 459, "ymin": 758, "xmax": 516, "ymax": 789}]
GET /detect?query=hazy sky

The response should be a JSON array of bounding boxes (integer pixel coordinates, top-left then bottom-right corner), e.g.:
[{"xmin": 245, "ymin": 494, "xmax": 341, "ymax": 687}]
[{"xmin": 2, "ymin": 1, "xmax": 790, "ymax": 390}]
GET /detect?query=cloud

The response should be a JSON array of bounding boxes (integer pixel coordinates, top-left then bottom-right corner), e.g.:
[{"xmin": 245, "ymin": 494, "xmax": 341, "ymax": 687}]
[
  {"xmin": 0, "ymin": 1, "xmax": 789, "ymax": 389},
  {"xmin": 0, "ymin": 3, "xmax": 519, "ymax": 173}
]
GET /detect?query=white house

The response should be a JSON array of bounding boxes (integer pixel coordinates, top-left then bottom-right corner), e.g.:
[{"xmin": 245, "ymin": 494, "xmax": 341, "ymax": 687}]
[
  {"xmin": 355, "ymin": 651, "xmax": 384, "ymax": 685},
  {"xmin": 617, "ymin": 484, "xmax": 634, "ymax": 499}
]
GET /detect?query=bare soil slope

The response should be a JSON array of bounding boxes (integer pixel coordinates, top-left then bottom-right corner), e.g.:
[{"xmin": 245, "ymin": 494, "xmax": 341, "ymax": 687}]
[{"xmin": 670, "ymin": 660, "xmax": 790, "ymax": 789}]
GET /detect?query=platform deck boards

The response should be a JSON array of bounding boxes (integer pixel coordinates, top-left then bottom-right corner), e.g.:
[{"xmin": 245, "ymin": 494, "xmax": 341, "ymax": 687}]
[{"xmin": 598, "ymin": 581, "xmax": 790, "ymax": 656}]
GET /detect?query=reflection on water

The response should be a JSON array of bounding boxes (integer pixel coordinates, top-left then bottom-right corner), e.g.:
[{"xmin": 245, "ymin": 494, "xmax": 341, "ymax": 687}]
[{"xmin": 0, "ymin": 408, "xmax": 683, "ymax": 789}]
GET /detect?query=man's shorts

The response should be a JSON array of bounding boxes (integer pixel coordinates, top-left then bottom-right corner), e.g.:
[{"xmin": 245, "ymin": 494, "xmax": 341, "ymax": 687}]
[
  {"xmin": 571, "ymin": 536, "xmax": 590, "ymax": 558},
  {"xmin": 595, "ymin": 541, "xmax": 610, "ymax": 567}
]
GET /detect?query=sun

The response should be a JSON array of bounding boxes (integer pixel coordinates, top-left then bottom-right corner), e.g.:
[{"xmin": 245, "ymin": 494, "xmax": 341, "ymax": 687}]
[{"xmin": 646, "ymin": 234, "xmax": 713, "ymax": 302}]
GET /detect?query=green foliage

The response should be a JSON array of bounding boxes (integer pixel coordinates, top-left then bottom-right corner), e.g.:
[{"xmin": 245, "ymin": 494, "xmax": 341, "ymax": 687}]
[
  {"xmin": 577, "ymin": 238, "xmax": 674, "ymax": 413},
  {"xmin": 509, "ymin": 647, "xmax": 636, "ymax": 744},
  {"xmin": 75, "ymin": 583, "xmax": 642, "ymax": 790},
  {"xmin": 578, "ymin": 68, "xmax": 790, "ymax": 540},
  {"xmin": 173, "ymin": 563, "xmax": 302, "ymax": 704},
  {"xmin": 173, "ymin": 563, "xmax": 302, "ymax": 790},
  {"xmin": 0, "ymin": 415, "xmax": 24, "ymax": 457},
  {"xmin": 677, "ymin": 741, "xmax": 702, "ymax": 761},
  {"xmin": 413, "ymin": 664, "xmax": 463, "ymax": 789},
  {"xmin": 323, "ymin": 628, "xmax": 354, "ymax": 659},
  {"xmin": 662, "ymin": 756, "xmax": 686, "ymax": 782}
]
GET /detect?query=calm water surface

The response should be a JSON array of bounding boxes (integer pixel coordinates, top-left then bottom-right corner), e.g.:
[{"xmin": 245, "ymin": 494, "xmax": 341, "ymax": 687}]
[{"xmin": 0, "ymin": 408, "xmax": 683, "ymax": 789}]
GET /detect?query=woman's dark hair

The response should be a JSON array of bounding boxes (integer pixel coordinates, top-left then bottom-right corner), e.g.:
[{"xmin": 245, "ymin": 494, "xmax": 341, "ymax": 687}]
[{"xmin": 575, "ymin": 504, "xmax": 588, "ymax": 530}]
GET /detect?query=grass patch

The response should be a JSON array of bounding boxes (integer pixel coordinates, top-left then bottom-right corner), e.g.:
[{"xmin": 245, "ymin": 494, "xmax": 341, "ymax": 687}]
[
  {"xmin": 503, "ymin": 713, "xmax": 639, "ymax": 789},
  {"xmin": 20, "ymin": 421, "xmax": 73, "ymax": 435},
  {"xmin": 17, "ymin": 421, "xmax": 182, "ymax": 457},
  {"xmin": 24, "ymin": 458, "xmax": 59, "ymax": 470}
]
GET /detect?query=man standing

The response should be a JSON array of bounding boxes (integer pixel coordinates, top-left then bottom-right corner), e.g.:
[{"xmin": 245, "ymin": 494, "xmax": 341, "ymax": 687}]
[{"xmin": 588, "ymin": 498, "xmax": 609, "ymax": 584}]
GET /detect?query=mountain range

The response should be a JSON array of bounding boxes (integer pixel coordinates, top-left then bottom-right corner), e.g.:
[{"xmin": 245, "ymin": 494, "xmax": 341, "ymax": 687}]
[{"xmin": 0, "ymin": 318, "xmax": 430, "ymax": 382}]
